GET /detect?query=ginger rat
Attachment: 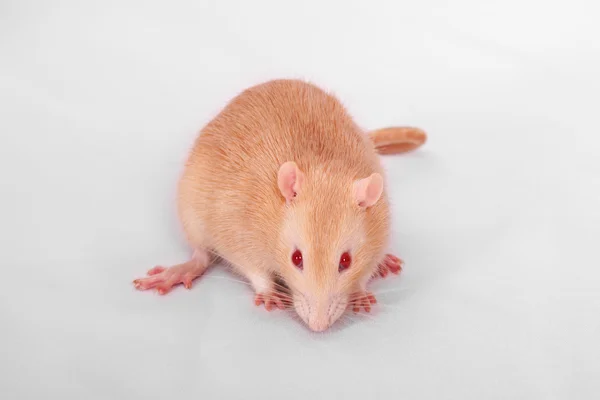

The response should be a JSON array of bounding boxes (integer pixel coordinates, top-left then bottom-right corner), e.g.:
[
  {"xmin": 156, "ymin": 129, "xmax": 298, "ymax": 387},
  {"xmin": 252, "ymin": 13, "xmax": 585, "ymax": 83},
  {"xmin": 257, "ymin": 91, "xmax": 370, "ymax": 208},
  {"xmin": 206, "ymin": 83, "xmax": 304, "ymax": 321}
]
[{"xmin": 133, "ymin": 79, "xmax": 426, "ymax": 332}]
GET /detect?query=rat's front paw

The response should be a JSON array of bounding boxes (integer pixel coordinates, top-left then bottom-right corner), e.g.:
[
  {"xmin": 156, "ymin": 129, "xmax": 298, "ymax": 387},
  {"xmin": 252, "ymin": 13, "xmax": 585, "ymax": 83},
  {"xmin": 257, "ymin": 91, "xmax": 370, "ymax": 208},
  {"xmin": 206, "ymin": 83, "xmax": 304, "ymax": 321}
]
[
  {"xmin": 254, "ymin": 291, "xmax": 286, "ymax": 311},
  {"xmin": 133, "ymin": 260, "xmax": 207, "ymax": 295},
  {"xmin": 376, "ymin": 254, "xmax": 403, "ymax": 278},
  {"xmin": 350, "ymin": 291, "xmax": 377, "ymax": 313}
]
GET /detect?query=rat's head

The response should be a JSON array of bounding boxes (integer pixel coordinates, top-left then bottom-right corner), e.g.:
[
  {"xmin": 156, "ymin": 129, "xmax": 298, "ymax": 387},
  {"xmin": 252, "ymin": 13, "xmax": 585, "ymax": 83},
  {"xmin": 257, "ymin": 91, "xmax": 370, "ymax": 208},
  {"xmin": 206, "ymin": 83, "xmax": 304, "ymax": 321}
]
[{"xmin": 275, "ymin": 161, "xmax": 389, "ymax": 332}]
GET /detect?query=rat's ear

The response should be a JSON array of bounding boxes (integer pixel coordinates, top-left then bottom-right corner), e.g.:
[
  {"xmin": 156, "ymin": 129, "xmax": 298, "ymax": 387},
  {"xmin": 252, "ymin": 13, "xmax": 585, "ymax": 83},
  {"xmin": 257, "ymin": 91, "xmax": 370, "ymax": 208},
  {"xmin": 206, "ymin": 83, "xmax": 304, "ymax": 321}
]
[
  {"xmin": 353, "ymin": 173, "xmax": 384, "ymax": 208},
  {"xmin": 278, "ymin": 161, "xmax": 304, "ymax": 202}
]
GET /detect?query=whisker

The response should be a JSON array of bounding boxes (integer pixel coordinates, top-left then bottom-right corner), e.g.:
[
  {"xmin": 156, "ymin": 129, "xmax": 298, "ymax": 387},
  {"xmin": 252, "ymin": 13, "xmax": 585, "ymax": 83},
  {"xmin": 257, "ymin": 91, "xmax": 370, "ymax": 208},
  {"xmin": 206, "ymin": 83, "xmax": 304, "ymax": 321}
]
[{"xmin": 229, "ymin": 291, "xmax": 295, "ymax": 304}]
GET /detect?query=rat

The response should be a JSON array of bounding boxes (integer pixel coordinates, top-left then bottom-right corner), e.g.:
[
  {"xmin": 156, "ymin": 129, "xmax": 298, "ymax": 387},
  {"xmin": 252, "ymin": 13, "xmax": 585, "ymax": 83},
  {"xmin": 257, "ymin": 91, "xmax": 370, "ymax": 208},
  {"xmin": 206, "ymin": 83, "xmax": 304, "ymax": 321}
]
[{"xmin": 133, "ymin": 79, "xmax": 426, "ymax": 332}]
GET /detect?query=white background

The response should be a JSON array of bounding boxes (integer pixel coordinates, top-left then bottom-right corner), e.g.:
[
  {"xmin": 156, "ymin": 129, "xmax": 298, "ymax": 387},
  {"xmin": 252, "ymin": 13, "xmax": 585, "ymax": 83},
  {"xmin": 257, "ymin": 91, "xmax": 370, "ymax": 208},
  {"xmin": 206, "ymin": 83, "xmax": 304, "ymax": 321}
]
[{"xmin": 1, "ymin": 0, "xmax": 599, "ymax": 399}]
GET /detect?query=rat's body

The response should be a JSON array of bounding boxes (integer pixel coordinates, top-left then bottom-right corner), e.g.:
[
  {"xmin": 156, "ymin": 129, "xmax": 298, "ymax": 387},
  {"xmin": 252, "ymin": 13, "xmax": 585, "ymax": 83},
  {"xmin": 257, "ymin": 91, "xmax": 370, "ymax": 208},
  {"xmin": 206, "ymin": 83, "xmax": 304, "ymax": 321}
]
[{"xmin": 134, "ymin": 79, "xmax": 425, "ymax": 331}]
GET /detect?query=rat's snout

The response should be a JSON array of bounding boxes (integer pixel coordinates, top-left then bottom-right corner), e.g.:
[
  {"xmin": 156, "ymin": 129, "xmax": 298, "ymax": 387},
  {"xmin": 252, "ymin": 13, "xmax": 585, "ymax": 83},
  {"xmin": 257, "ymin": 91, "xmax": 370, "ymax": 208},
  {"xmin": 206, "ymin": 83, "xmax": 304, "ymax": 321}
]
[
  {"xmin": 308, "ymin": 317, "xmax": 329, "ymax": 332},
  {"xmin": 294, "ymin": 294, "xmax": 347, "ymax": 332},
  {"xmin": 307, "ymin": 299, "xmax": 331, "ymax": 332}
]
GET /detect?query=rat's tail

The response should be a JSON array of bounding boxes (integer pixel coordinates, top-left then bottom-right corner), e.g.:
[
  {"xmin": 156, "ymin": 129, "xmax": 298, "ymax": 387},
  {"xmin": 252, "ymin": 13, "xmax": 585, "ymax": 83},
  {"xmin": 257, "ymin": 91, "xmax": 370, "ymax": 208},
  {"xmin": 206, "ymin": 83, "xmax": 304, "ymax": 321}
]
[{"xmin": 368, "ymin": 126, "xmax": 427, "ymax": 155}]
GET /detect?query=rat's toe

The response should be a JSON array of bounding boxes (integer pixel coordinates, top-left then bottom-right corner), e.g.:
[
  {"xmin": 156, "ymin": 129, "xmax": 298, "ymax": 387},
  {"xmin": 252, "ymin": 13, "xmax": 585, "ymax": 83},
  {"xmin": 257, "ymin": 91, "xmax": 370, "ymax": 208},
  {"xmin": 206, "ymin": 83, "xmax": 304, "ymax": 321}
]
[
  {"xmin": 351, "ymin": 291, "xmax": 377, "ymax": 313},
  {"xmin": 133, "ymin": 275, "xmax": 163, "ymax": 290},
  {"xmin": 254, "ymin": 292, "xmax": 285, "ymax": 311},
  {"xmin": 375, "ymin": 254, "xmax": 403, "ymax": 279}
]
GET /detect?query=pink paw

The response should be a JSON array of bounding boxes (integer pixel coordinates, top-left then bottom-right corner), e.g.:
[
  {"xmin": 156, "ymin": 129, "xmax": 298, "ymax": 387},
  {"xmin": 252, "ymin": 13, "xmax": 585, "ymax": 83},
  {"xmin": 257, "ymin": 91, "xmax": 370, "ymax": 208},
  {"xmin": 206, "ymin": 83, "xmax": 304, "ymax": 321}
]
[
  {"xmin": 133, "ymin": 261, "xmax": 206, "ymax": 295},
  {"xmin": 376, "ymin": 254, "xmax": 403, "ymax": 278},
  {"xmin": 254, "ymin": 292, "xmax": 286, "ymax": 311},
  {"xmin": 351, "ymin": 291, "xmax": 377, "ymax": 313}
]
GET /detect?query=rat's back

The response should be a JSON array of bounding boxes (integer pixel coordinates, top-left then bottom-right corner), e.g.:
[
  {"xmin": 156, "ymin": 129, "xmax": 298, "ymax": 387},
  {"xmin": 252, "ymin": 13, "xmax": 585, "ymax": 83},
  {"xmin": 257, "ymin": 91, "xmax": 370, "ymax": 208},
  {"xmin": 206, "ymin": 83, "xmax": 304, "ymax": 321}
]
[{"xmin": 177, "ymin": 79, "xmax": 380, "ymax": 260}]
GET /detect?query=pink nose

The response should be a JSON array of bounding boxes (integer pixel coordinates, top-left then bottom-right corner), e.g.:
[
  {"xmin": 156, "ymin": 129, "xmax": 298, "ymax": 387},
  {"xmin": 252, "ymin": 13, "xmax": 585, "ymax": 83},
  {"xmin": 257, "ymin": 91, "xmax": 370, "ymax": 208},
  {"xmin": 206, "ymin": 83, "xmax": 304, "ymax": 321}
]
[{"xmin": 308, "ymin": 319, "xmax": 329, "ymax": 332}]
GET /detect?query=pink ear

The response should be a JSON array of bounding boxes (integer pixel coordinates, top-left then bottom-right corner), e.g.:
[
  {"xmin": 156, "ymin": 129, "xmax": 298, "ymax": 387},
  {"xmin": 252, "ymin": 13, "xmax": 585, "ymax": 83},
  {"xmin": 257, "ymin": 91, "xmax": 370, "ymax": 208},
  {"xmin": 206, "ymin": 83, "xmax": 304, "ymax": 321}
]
[
  {"xmin": 278, "ymin": 161, "xmax": 304, "ymax": 201},
  {"xmin": 353, "ymin": 173, "xmax": 384, "ymax": 208}
]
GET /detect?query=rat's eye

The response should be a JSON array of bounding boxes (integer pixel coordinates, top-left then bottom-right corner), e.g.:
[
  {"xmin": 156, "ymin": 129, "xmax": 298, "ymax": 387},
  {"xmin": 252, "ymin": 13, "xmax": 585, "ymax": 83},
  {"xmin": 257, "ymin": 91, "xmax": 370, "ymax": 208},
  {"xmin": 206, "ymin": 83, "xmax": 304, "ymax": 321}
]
[
  {"xmin": 291, "ymin": 249, "xmax": 303, "ymax": 270},
  {"xmin": 339, "ymin": 252, "xmax": 351, "ymax": 272}
]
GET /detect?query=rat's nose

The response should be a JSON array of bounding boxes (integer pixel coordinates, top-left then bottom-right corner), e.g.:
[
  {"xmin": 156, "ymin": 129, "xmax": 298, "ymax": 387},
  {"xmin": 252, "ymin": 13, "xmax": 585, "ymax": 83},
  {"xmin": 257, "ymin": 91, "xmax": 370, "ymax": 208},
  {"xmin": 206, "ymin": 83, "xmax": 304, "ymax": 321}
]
[
  {"xmin": 305, "ymin": 296, "xmax": 333, "ymax": 332},
  {"xmin": 308, "ymin": 319, "xmax": 329, "ymax": 332},
  {"xmin": 308, "ymin": 310, "xmax": 330, "ymax": 332}
]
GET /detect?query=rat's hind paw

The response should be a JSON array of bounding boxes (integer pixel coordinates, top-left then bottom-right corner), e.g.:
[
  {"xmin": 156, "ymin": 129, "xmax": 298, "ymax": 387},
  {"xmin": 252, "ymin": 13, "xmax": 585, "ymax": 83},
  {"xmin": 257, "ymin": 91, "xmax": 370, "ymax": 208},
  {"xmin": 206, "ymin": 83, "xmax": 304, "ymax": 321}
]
[
  {"xmin": 254, "ymin": 292, "xmax": 286, "ymax": 311},
  {"xmin": 351, "ymin": 291, "xmax": 377, "ymax": 313},
  {"xmin": 133, "ymin": 254, "xmax": 209, "ymax": 295},
  {"xmin": 376, "ymin": 254, "xmax": 403, "ymax": 278}
]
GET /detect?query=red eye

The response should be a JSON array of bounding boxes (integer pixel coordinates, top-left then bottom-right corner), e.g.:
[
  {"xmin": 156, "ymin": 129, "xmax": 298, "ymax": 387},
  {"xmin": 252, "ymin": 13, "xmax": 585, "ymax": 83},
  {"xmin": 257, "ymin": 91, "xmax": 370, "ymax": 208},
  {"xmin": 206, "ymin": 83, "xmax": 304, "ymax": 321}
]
[
  {"xmin": 339, "ymin": 252, "xmax": 351, "ymax": 272},
  {"xmin": 292, "ymin": 250, "xmax": 303, "ymax": 269}
]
